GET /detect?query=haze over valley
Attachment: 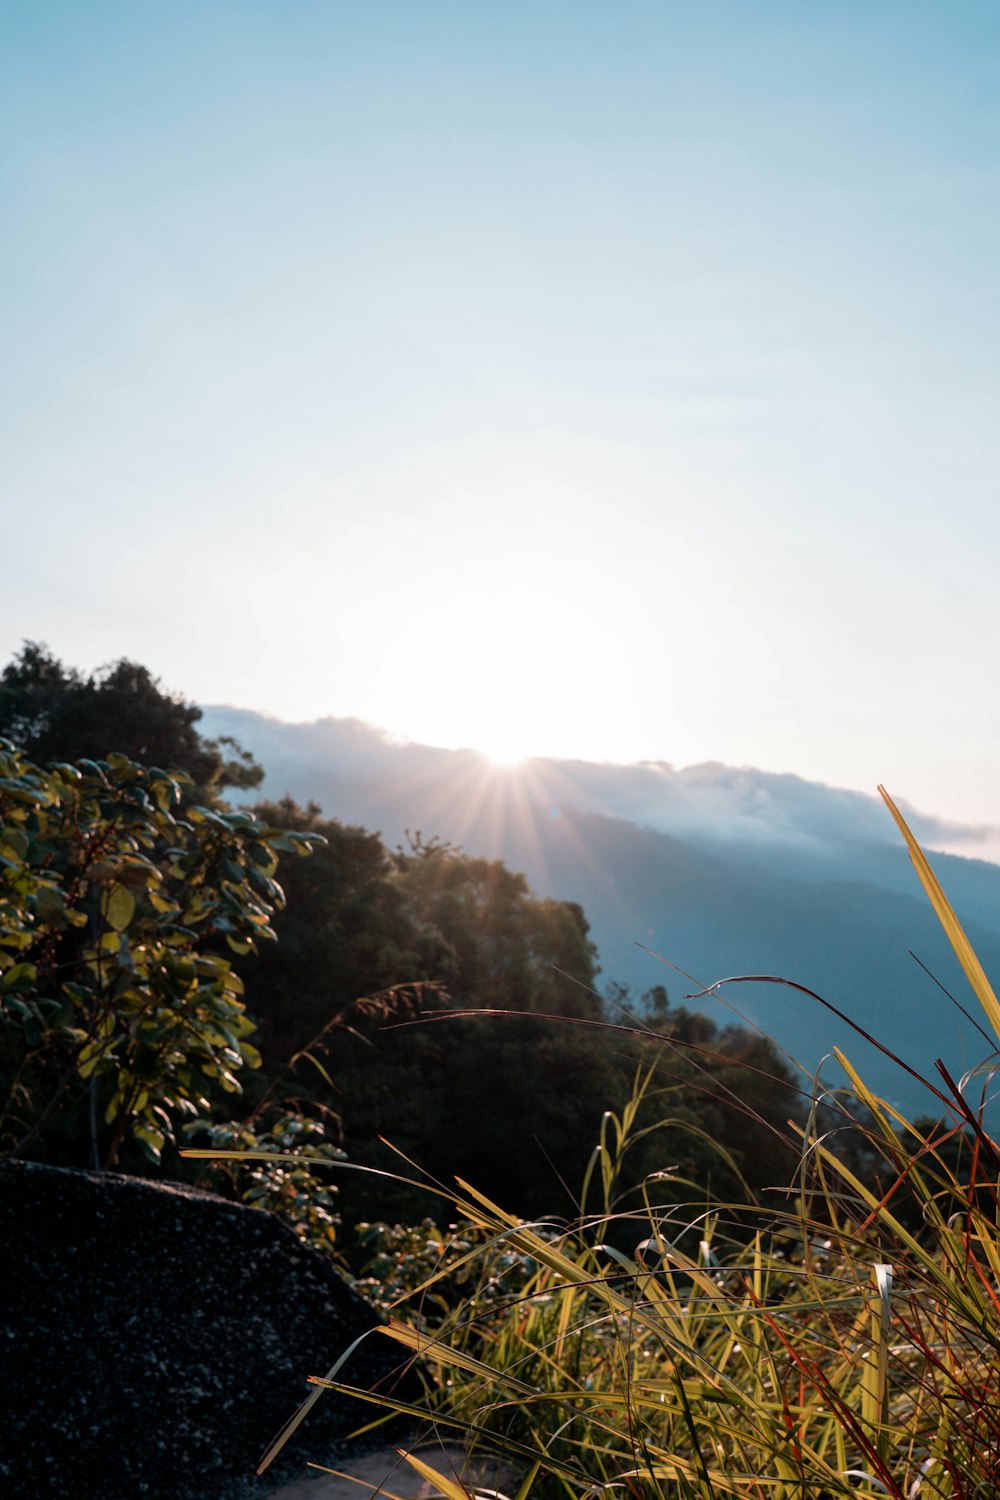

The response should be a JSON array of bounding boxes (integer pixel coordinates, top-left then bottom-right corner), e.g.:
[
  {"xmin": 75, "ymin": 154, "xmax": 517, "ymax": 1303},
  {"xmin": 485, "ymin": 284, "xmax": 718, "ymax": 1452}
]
[{"xmin": 204, "ymin": 705, "xmax": 1000, "ymax": 1116}]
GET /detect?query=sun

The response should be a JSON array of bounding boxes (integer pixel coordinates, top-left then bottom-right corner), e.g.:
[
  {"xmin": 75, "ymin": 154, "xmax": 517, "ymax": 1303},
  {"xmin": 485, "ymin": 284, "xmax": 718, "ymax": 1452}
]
[
  {"xmin": 478, "ymin": 737, "xmax": 530, "ymax": 770},
  {"xmin": 428, "ymin": 692, "xmax": 543, "ymax": 768},
  {"xmin": 386, "ymin": 637, "xmax": 629, "ymax": 766},
  {"xmin": 342, "ymin": 554, "xmax": 649, "ymax": 769}
]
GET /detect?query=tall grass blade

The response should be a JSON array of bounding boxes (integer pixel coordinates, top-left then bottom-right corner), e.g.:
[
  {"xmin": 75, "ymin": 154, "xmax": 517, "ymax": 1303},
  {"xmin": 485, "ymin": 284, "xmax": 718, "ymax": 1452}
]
[
  {"xmin": 879, "ymin": 785, "xmax": 1000, "ymax": 1044},
  {"xmin": 257, "ymin": 1326, "xmax": 386, "ymax": 1474},
  {"xmin": 396, "ymin": 1449, "xmax": 474, "ymax": 1500}
]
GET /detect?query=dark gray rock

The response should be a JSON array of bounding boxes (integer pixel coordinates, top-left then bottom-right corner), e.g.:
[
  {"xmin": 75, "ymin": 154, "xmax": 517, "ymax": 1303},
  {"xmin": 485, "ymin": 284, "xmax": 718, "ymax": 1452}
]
[{"xmin": 0, "ymin": 1161, "xmax": 412, "ymax": 1500}]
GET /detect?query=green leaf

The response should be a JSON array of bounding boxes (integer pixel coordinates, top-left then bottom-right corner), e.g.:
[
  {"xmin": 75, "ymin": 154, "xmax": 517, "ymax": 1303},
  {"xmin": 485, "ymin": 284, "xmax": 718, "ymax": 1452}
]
[
  {"xmin": 270, "ymin": 832, "xmax": 313, "ymax": 854},
  {"xmin": 249, "ymin": 844, "xmax": 279, "ymax": 875},
  {"xmin": 2, "ymin": 962, "xmax": 37, "ymax": 993},
  {"xmin": 50, "ymin": 762, "xmax": 82, "ymax": 781},
  {"xmin": 0, "ymin": 828, "xmax": 29, "ymax": 859},
  {"xmin": 102, "ymin": 883, "xmax": 136, "ymax": 932},
  {"xmin": 134, "ymin": 1125, "xmax": 165, "ymax": 1164},
  {"xmin": 78, "ymin": 1050, "xmax": 102, "ymax": 1080},
  {"xmin": 0, "ymin": 930, "xmax": 34, "ymax": 951},
  {"xmin": 35, "ymin": 885, "xmax": 67, "ymax": 927}
]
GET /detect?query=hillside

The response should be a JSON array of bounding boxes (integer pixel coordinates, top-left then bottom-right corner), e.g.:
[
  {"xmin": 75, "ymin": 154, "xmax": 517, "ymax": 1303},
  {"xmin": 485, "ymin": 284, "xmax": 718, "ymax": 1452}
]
[{"xmin": 203, "ymin": 707, "xmax": 1000, "ymax": 1114}]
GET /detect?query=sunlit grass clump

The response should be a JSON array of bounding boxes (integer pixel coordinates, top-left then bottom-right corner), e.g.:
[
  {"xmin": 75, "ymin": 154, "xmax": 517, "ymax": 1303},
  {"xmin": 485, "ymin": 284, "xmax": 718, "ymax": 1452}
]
[{"xmin": 261, "ymin": 791, "xmax": 1000, "ymax": 1500}]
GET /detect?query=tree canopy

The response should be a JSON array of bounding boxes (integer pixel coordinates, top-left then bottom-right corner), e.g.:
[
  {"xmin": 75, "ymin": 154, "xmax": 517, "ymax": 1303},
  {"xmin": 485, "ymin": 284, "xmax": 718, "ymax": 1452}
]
[
  {"xmin": 0, "ymin": 642, "xmax": 262, "ymax": 794},
  {"xmin": 240, "ymin": 802, "xmax": 800, "ymax": 1225}
]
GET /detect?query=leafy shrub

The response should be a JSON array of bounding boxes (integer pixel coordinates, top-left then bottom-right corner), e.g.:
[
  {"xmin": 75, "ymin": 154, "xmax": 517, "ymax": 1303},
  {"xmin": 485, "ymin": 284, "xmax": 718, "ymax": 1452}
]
[
  {"xmin": 0, "ymin": 740, "xmax": 319, "ymax": 1169},
  {"xmin": 187, "ymin": 1109, "xmax": 346, "ymax": 1253},
  {"xmin": 349, "ymin": 1216, "xmax": 540, "ymax": 1325}
]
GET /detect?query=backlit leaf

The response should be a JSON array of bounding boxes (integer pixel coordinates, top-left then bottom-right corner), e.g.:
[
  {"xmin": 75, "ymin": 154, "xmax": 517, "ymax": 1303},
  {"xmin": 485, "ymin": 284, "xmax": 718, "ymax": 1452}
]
[{"xmin": 103, "ymin": 882, "xmax": 136, "ymax": 933}]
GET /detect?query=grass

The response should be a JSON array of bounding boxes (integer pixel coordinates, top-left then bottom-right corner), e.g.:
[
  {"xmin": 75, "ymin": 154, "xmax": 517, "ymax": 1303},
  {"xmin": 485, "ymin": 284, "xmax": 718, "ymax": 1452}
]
[{"xmin": 202, "ymin": 789, "xmax": 1000, "ymax": 1499}]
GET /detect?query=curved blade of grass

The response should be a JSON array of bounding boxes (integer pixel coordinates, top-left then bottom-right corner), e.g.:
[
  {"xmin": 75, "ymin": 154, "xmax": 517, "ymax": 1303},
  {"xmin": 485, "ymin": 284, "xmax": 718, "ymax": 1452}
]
[
  {"xmin": 257, "ymin": 1325, "xmax": 387, "ymax": 1474},
  {"xmin": 180, "ymin": 1147, "xmax": 458, "ymax": 1206},
  {"xmin": 687, "ymin": 974, "xmax": 949, "ymax": 1109},
  {"xmin": 879, "ymin": 786, "xmax": 1000, "ymax": 1045},
  {"xmin": 304, "ymin": 1463, "xmax": 412, "ymax": 1500},
  {"xmin": 302, "ymin": 1378, "xmax": 589, "ymax": 1485},
  {"xmin": 396, "ymin": 1449, "xmax": 473, "ymax": 1500},
  {"xmin": 380, "ymin": 1320, "xmax": 538, "ymax": 1397}
]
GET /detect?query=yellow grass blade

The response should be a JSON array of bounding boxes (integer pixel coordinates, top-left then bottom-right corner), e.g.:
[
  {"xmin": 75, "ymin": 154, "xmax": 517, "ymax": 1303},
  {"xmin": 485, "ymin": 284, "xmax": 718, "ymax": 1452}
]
[
  {"xmin": 256, "ymin": 1326, "xmax": 382, "ymax": 1473},
  {"xmin": 305, "ymin": 1379, "xmax": 585, "ymax": 1483},
  {"xmin": 380, "ymin": 1320, "xmax": 537, "ymax": 1395},
  {"xmin": 879, "ymin": 786, "xmax": 1000, "ymax": 1043},
  {"xmin": 396, "ymin": 1449, "xmax": 473, "ymax": 1500},
  {"xmin": 513, "ymin": 1459, "xmax": 541, "ymax": 1500},
  {"xmin": 304, "ymin": 1465, "xmax": 413, "ymax": 1500}
]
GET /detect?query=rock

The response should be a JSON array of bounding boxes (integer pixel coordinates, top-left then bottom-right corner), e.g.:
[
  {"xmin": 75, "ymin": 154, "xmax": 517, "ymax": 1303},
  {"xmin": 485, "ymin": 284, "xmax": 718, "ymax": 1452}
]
[{"xmin": 0, "ymin": 1161, "xmax": 411, "ymax": 1500}]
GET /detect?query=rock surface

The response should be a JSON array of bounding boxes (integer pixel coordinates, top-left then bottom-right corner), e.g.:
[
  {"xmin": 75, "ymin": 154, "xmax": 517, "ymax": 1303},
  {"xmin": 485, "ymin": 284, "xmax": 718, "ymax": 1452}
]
[{"xmin": 0, "ymin": 1161, "xmax": 411, "ymax": 1500}]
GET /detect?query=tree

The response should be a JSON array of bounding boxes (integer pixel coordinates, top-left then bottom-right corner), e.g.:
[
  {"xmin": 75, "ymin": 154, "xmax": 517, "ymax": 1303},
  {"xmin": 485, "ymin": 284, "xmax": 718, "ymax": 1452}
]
[
  {"xmin": 239, "ymin": 798, "xmax": 427, "ymax": 1066},
  {"xmin": 310, "ymin": 835, "xmax": 611, "ymax": 1221},
  {"xmin": 234, "ymin": 810, "xmax": 610, "ymax": 1221},
  {"xmin": 392, "ymin": 833, "xmax": 601, "ymax": 1019},
  {"xmin": 626, "ymin": 990, "xmax": 803, "ymax": 1206},
  {"xmin": 239, "ymin": 814, "xmax": 602, "ymax": 1074},
  {"xmin": 0, "ymin": 642, "xmax": 262, "ymax": 794},
  {"xmin": 0, "ymin": 740, "xmax": 319, "ymax": 1169}
]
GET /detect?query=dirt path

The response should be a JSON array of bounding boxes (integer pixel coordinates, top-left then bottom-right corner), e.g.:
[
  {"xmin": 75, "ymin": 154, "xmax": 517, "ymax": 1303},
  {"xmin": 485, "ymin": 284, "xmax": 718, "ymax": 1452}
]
[{"xmin": 262, "ymin": 1443, "xmax": 518, "ymax": 1500}]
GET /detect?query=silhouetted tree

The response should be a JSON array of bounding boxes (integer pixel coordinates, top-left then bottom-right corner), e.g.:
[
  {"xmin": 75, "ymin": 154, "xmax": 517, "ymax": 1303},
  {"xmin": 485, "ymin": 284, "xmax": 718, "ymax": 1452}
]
[
  {"xmin": 241, "ymin": 798, "xmax": 427, "ymax": 1064},
  {"xmin": 393, "ymin": 833, "xmax": 601, "ymax": 1019},
  {"xmin": 0, "ymin": 642, "xmax": 262, "ymax": 793}
]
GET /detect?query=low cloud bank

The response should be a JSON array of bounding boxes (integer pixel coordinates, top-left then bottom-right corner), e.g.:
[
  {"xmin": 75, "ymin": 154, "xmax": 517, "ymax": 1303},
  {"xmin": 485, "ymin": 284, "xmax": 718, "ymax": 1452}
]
[{"xmin": 204, "ymin": 706, "xmax": 998, "ymax": 862}]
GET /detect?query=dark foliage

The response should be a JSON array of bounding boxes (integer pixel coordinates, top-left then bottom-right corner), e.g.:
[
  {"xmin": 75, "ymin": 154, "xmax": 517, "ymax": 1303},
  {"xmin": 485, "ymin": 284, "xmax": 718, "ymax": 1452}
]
[
  {"xmin": 0, "ymin": 641, "xmax": 262, "ymax": 793},
  {"xmin": 240, "ymin": 798, "xmax": 426, "ymax": 1065},
  {"xmin": 240, "ymin": 803, "xmax": 801, "ymax": 1230}
]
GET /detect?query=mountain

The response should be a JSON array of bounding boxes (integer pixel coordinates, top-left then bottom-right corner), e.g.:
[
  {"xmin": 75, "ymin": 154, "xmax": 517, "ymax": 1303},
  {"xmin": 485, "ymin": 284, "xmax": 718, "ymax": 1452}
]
[{"xmin": 202, "ymin": 706, "xmax": 1000, "ymax": 1117}]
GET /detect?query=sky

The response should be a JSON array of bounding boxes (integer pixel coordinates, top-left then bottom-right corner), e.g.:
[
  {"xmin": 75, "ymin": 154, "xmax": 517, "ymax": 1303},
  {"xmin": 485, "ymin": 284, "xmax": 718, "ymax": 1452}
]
[{"xmin": 4, "ymin": 2, "xmax": 1000, "ymax": 831}]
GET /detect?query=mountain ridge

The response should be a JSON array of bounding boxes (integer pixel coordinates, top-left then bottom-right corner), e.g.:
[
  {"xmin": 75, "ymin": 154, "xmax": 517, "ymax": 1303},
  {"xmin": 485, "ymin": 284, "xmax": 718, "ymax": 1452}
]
[{"xmin": 202, "ymin": 705, "xmax": 1000, "ymax": 1115}]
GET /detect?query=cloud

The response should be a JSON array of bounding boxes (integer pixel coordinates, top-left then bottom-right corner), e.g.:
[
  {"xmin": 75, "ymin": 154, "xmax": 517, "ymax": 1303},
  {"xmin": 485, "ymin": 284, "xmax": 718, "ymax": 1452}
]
[
  {"xmin": 543, "ymin": 758, "xmax": 997, "ymax": 855},
  {"xmin": 202, "ymin": 705, "xmax": 1000, "ymax": 863}
]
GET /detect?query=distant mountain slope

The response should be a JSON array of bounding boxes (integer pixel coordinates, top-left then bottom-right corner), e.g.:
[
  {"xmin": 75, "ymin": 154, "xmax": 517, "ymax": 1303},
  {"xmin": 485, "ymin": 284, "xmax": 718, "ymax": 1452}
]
[{"xmin": 204, "ymin": 706, "xmax": 1000, "ymax": 1114}]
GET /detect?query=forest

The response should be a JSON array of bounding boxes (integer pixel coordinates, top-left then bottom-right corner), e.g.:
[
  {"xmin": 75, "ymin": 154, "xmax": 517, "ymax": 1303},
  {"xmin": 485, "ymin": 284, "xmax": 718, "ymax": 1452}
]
[{"xmin": 0, "ymin": 641, "xmax": 804, "ymax": 1246}]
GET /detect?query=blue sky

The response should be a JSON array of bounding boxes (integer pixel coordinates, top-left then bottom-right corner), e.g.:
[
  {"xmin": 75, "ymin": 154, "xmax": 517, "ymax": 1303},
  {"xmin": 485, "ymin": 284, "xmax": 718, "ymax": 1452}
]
[{"xmin": 4, "ymin": 2, "xmax": 1000, "ymax": 830}]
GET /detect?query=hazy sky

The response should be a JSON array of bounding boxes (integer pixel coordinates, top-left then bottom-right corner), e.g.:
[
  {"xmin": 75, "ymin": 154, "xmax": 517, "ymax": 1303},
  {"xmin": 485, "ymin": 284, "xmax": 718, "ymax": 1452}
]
[{"xmin": 5, "ymin": 3, "xmax": 1000, "ymax": 829}]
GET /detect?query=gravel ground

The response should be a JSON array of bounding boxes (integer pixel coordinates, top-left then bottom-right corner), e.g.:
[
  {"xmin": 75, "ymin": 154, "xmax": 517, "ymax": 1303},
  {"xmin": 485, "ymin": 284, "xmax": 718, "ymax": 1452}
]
[{"xmin": 262, "ymin": 1442, "xmax": 520, "ymax": 1500}]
